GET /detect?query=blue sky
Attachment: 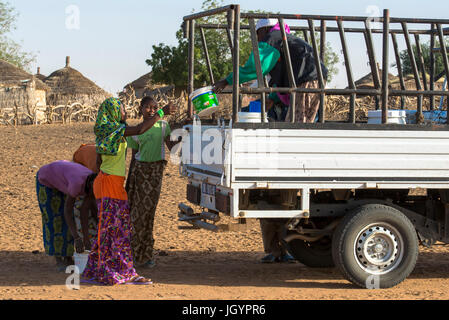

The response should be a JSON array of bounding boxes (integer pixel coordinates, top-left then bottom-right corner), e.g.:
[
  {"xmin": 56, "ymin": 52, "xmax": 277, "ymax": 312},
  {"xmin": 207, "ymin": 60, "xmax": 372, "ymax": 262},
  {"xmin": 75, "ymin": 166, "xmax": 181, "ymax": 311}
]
[{"xmin": 9, "ymin": 0, "xmax": 449, "ymax": 95}]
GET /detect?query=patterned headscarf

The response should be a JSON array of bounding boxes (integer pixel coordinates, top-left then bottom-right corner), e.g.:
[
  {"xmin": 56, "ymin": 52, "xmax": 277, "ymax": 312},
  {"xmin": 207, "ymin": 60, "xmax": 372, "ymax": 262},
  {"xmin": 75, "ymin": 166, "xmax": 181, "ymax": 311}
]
[
  {"xmin": 94, "ymin": 98, "xmax": 126, "ymax": 155},
  {"xmin": 270, "ymin": 22, "xmax": 291, "ymax": 34}
]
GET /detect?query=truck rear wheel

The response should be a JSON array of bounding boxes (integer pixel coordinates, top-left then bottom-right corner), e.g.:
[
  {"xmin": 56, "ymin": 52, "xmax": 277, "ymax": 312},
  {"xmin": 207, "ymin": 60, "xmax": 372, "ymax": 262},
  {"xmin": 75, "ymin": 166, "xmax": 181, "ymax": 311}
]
[
  {"xmin": 286, "ymin": 236, "xmax": 334, "ymax": 268},
  {"xmin": 332, "ymin": 204, "xmax": 418, "ymax": 288}
]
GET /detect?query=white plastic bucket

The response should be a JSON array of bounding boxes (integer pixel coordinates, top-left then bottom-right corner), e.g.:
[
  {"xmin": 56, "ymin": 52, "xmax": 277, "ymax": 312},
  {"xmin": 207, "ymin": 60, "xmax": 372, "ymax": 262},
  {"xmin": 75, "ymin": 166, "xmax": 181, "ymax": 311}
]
[
  {"xmin": 238, "ymin": 112, "xmax": 268, "ymax": 123},
  {"xmin": 189, "ymin": 86, "xmax": 219, "ymax": 118},
  {"xmin": 73, "ymin": 251, "xmax": 90, "ymax": 274},
  {"xmin": 367, "ymin": 110, "xmax": 406, "ymax": 124}
]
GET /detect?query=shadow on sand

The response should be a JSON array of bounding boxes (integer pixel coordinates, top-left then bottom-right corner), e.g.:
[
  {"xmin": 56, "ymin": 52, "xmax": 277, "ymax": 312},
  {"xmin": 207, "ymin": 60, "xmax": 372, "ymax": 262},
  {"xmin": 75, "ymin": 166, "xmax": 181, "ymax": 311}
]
[{"xmin": 0, "ymin": 249, "xmax": 448, "ymax": 289}]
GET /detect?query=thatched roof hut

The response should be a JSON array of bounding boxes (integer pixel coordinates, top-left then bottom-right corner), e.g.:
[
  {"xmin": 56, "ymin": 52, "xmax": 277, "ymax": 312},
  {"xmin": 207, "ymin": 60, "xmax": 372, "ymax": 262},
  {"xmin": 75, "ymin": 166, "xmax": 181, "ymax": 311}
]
[
  {"xmin": 0, "ymin": 59, "xmax": 50, "ymax": 124},
  {"xmin": 123, "ymin": 71, "xmax": 153, "ymax": 98},
  {"xmin": 0, "ymin": 59, "xmax": 49, "ymax": 110},
  {"xmin": 123, "ymin": 71, "xmax": 186, "ymax": 100},
  {"xmin": 0, "ymin": 59, "xmax": 49, "ymax": 91},
  {"xmin": 127, "ymin": 71, "xmax": 153, "ymax": 90},
  {"xmin": 44, "ymin": 56, "xmax": 111, "ymax": 106}
]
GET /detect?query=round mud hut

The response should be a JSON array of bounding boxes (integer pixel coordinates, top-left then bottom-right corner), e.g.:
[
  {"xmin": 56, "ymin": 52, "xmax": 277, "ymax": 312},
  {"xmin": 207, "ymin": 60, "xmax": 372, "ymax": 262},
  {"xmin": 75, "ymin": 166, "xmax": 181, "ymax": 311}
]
[
  {"xmin": 44, "ymin": 56, "xmax": 111, "ymax": 106},
  {"xmin": 0, "ymin": 59, "xmax": 49, "ymax": 124}
]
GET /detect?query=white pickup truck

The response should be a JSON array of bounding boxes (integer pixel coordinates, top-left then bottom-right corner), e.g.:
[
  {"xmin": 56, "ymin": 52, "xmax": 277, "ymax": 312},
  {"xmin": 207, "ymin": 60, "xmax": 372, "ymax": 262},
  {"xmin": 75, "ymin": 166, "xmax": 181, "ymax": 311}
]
[
  {"xmin": 179, "ymin": 5, "xmax": 449, "ymax": 288},
  {"xmin": 178, "ymin": 119, "xmax": 449, "ymax": 289}
]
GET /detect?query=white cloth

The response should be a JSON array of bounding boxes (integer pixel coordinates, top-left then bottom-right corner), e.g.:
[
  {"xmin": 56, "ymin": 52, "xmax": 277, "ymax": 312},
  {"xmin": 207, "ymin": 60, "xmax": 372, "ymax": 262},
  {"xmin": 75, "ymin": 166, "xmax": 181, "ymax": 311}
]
[{"xmin": 256, "ymin": 18, "xmax": 278, "ymax": 31}]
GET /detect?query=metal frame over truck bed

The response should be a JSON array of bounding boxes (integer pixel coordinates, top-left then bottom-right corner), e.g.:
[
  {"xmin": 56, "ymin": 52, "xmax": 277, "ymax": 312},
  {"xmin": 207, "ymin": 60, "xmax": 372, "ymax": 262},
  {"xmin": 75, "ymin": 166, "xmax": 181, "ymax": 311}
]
[
  {"xmin": 179, "ymin": 5, "xmax": 449, "ymax": 288},
  {"xmin": 183, "ymin": 5, "xmax": 449, "ymax": 123}
]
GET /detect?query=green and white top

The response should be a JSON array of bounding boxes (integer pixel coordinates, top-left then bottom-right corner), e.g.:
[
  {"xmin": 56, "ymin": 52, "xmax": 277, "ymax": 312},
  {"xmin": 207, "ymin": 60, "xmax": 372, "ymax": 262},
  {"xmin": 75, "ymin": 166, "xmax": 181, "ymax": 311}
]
[
  {"xmin": 101, "ymin": 140, "xmax": 127, "ymax": 177},
  {"xmin": 126, "ymin": 120, "xmax": 171, "ymax": 163}
]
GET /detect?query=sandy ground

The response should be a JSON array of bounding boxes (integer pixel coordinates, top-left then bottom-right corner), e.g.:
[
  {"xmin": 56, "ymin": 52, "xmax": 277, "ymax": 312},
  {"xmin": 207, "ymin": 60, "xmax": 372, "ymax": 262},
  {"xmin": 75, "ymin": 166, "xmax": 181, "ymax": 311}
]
[{"xmin": 1, "ymin": 122, "xmax": 449, "ymax": 300}]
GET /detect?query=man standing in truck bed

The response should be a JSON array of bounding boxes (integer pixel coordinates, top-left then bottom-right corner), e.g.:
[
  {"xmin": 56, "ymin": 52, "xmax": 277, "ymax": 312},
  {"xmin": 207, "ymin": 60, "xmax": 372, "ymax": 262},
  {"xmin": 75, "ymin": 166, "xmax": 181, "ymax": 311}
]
[
  {"xmin": 214, "ymin": 18, "xmax": 328, "ymax": 123},
  {"xmin": 214, "ymin": 18, "xmax": 328, "ymax": 263}
]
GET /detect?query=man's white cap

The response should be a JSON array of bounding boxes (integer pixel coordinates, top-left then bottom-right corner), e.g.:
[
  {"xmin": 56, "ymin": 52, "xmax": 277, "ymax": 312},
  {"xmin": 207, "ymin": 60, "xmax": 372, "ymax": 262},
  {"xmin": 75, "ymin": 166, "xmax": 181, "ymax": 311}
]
[{"xmin": 256, "ymin": 18, "xmax": 278, "ymax": 31}]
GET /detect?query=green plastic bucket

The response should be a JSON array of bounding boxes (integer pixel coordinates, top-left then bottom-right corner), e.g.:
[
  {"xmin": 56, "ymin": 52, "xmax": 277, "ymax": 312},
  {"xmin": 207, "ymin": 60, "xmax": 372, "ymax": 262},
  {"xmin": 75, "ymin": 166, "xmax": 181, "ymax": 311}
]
[{"xmin": 189, "ymin": 86, "xmax": 219, "ymax": 117}]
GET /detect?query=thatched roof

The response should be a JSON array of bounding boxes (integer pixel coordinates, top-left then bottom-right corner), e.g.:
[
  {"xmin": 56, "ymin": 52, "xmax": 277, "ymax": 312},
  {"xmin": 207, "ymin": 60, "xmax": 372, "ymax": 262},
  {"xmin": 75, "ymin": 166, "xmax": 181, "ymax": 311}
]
[
  {"xmin": 121, "ymin": 71, "xmax": 176, "ymax": 98},
  {"xmin": 354, "ymin": 70, "xmax": 446, "ymax": 90},
  {"xmin": 125, "ymin": 71, "xmax": 153, "ymax": 90},
  {"xmin": 354, "ymin": 71, "xmax": 398, "ymax": 89},
  {"xmin": 35, "ymin": 67, "xmax": 46, "ymax": 81},
  {"xmin": 0, "ymin": 59, "xmax": 49, "ymax": 91},
  {"xmin": 44, "ymin": 57, "xmax": 110, "ymax": 96}
]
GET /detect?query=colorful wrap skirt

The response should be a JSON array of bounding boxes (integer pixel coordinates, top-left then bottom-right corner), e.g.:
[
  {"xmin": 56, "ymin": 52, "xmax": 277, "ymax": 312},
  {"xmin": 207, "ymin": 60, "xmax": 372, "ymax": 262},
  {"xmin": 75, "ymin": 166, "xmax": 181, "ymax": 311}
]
[
  {"xmin": 82, "ymin": 171, "xmax": 138, "ymax": 285},
  {"xmin": 36, "ymin": 174, "xmax": 74, "ymax": 257}
]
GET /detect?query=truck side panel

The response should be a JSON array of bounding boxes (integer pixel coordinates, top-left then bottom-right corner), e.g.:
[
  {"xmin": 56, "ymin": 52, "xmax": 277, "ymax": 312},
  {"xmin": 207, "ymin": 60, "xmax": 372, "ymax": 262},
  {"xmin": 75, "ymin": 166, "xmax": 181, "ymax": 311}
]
[{"xmin": 231, "ymin": 129, "xmax": 449, "ymax": 183}]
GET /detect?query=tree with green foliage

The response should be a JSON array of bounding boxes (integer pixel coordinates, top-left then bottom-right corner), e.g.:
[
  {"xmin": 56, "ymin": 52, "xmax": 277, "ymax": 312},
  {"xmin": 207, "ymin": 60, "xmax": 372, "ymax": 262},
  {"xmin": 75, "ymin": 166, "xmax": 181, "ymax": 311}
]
[
  {"xmin": 0, "ymin": 1, "xmax": 35, "ymax": 70},
  {"xmin": 146, "ymin": 0, "xmax": 237, "ymax": 87},
  {"xmin": 146, "ymin": 0, "xmax": 339, "ymax": 88},
  {"xmin": 397, "ymin": 40, "xmax": 449, "ymax": 79}
]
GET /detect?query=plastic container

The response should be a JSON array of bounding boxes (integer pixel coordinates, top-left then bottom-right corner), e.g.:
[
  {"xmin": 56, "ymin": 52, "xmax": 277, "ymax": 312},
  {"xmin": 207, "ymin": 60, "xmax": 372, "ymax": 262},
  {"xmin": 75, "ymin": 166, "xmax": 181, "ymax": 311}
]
[
  {"xmin": 73, "ymin": 251, "xmax": 90, "ymax": 274},
  {"xmin": 423, "ymin": 110, "xmax": 447, "ymax": 123},
  {"xmin": 405, "ymin": 110, "xmax": 447, "ymax": 124},
  {"xmin": 238, "ymin": 112, "xmax": 268, "ymax": 123},
  {"xmin": 367, "ymin": 110, "xmax": 407, "ymax": 124},
  {"xmin": 249, "ymin": 100, "xmax": 262, "ymax": 112},
  {"xmin": 189, "ymin": 86, "xmax": 219, "ymax": 118}
]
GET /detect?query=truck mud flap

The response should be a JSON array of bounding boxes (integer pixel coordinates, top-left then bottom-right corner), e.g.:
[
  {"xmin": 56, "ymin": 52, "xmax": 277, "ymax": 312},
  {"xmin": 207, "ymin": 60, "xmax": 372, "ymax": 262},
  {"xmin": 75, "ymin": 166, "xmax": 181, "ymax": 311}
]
[
  {"xmin": 215, "ymin": 192, "xmax": 231, "ymax": 214},
  {"xmin": 187, "ymin": 184, "xmax": 201, "ymax": 205}
]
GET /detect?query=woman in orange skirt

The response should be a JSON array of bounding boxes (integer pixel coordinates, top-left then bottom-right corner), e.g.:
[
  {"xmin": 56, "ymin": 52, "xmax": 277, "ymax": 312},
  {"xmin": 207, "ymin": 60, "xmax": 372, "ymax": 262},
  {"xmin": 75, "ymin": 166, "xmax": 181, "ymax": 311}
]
[{"xmin": 82, "ymin": 97, "xmax": 175, "ymax": 285}]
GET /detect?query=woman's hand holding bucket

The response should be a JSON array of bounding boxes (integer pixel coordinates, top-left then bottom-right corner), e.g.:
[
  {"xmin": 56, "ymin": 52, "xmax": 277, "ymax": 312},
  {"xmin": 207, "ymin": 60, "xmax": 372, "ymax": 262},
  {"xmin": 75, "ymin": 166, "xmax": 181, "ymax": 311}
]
[{"xmin": 213, "ymin": 79, "xmax": 228, "ymax": 93}]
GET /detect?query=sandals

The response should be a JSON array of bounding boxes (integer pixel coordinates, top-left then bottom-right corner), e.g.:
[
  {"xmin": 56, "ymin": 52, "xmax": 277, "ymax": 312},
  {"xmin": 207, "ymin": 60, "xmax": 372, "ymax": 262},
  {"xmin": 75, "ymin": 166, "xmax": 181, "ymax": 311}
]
[
  {"xmin": 261, "ymin": 254, "xmax": 277, "ymax": 263},
  {"xmin": 279, "ymin": 253, "xmax": 296, "ymax": 263},
  {"xmin": 126, "ymin": 276, "xmax": 153, "ymax": 285},
  {"xmin": 80, "ymin": 276, "xmax": 153, "ymax": 286}
]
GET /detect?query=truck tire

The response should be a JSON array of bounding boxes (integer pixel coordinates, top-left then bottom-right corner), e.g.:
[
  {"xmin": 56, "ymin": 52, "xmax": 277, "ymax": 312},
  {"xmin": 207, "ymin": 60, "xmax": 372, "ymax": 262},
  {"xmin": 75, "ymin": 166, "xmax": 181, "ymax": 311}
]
[
  {"xmin": 332, "ymin": 204, "xmax": 418, "ymax": 288},
  {"xmin": 286, "ymin": 237, "xmax": 334, "ymax": 268}
]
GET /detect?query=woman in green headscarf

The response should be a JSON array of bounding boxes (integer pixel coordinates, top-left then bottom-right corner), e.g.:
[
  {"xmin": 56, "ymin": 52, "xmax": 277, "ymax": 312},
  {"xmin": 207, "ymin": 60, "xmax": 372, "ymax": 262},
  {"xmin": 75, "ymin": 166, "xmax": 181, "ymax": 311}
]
[{"xmin": 82, "ymin": 97, "xmax": 176, "ymax": 286}]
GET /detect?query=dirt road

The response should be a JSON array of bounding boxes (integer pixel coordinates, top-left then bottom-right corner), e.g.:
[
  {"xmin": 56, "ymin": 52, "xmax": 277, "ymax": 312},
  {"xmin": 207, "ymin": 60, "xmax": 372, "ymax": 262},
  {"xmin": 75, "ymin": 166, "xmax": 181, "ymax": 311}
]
[{"xmin": 1, "ymin": 123, "xmax": 449, "ymax": 300}]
